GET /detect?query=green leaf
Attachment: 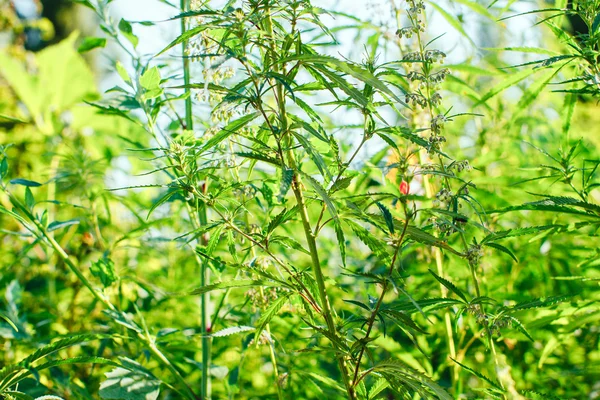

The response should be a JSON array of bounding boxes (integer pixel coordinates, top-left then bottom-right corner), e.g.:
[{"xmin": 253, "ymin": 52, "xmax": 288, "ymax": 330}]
[
  {"xmin": 511, "ymin": 293, "xmax": 575, "ymax": 311},
  {"xmin": 157, "ymin": 25, "xmax": 209, "ymax": 56},
  {"xmin": 90, "ymin": 258, "xmax": 119, "ymax": 288},
  {"xmin": 592, "ymin": 13, "xmax": 600, "ymax": 34},
  {"xmin": 140, "ymin": 67, "xmax": 161, "ymax": 91},
  {"xmin": 508, "ymin": 316, "xmax": 534, "ymax": 342},
  {"xmin": 376, "ymin": 202, "xmax": 395, "ymax": 234},
  {"xmin": 118, "ymin": 19, "xmax": 139, "ymax": 48},
  {"xmin": 485, "ymin": 242, "xmax": 518, "ymax": 262},
  {"xmin": 367, "ymin": 378, "xmax": 389, "ymax": 399},
  {"xmin": 78, "ymin": 37, "xmax": 107, "ymax": 53},
  {"xmin": 451, "ymin": 359, "xmax": 504, "ymax": 391},
  {"xmin": 25, "ymin": 187, "xmax": 34, "ymax": 210},
  {"xmin": 428, "ymin": 270, "xmax": 468, "ymax": 303},
  {"xmin": 562, "ymin": 93, "xmax": 576, "ymax": 137},
  {"xmin": 255, "ymin": 294, "xmax": 290, "ymax": 343},
  {"xmin": 475, "ymin": 68, "xmax": 536, "ymax": 106},
  {"xmin": 0, "ymin": 114, "xmax": 28, "ymax": 123},
  {"xmin": 0, "ymin": 312, "xmax": 18, "ymax": 331},
  {"xmin": 278, "ymin": 168, "xmax": 294, "ymax": 201},
  {"xmin": 427, "ymin": 1, "xmax": 475, "ymax": 46},
  {"xmin": 370, "ymin": 359, "xmax": 453, "ymax": 400},
  {"xmin": 187, "ymin": 279, "xmax": 282, "ymax": 296},
  {"xmin": 200, "ymin": 113, "xmax": 258, "ymax": 154},
  {"xmin": 116, "ymin": 61, "xmax": 131, "ymax": 84},
  {"xmin": 100, "ymin": 359, "xmax": 160, "ymax": 400},
  {"xmin": 345, "ymin": 219, "xmax": 391, "ymax": 264},
  {"xmin": 47, "ymin": 219, "xmax": 80, "ymax": 232},
  {"xmin": 279, "ymin": 54, "xmax": 406, "ymax": 106},
  {"xmin": 211, "ymin": 326, "xmax": 255, "ymax": 338},
  {"xmin": 10, "ymin": 178, "xmax": 43, "ymax": 187}
]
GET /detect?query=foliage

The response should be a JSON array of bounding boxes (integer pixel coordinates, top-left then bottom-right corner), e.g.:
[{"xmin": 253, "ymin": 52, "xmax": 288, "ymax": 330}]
[{"xmin": 0, "ymin": 0, "xmax": 598, "ymax": 399}]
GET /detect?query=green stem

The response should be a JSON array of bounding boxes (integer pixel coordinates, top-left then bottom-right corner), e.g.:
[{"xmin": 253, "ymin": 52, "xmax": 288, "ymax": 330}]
[
  {"xmin": 181, "ymin": 0, "xmax": 193, "ymax": 131},
  {"xmin": 179, "ymin": 1, "xmax": 211, "ymax": 397}
]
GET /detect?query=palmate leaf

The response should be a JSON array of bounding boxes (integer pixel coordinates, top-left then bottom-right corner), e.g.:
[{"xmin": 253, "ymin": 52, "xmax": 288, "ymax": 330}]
[
  {"xmin": 277, "ymin": 54, "xmax": 406, "ymax": 106},
  {"xmin": 100, "ymin": 358, "xmax": 160, "ymax": 400},
  {"xmin": 368, "ymin": 359, "xmax": 452, "ymax": 400},
  {"xmin": 4, "ymin": 357, "xmax": 120, "ymax": 390},
  {"xmin": 0, "ymin": 334, "xmax": 112, "ymax": 391}
]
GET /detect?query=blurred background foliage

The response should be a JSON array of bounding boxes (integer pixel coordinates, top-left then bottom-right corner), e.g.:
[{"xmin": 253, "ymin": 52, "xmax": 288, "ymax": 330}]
[{"xmin": 0, "ymin": 0, "xmax": 599, "ymax": 399}]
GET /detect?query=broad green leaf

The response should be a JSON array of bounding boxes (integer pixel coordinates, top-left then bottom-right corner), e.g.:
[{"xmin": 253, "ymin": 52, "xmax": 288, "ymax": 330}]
[
  {"xmin": 78, "ymin": 37, "xmax": 107, "ymax": 53},
  {"xmin": 118, "ymin": 19, "xmax": 139, "ymax": 48},
  {"xmin": 140, "ymin": 67, "xmax": 161, "ymax": 91}
]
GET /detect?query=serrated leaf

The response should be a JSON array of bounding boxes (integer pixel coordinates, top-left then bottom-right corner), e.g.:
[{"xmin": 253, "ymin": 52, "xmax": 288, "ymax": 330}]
[
  {"xmin": 451, "ymin": 359, "xmax": 504, "ymax": 390},
  {"xmin": 376, "ymin": 202, "xmax": 394, "ymax": 234},
  {"xmin": 255, "ymin": 294, "xmax": 290, "ymax": 342},
  {"xmin": 370, "ymin": 359, "xmax": 452, "ymax": 400},
  {"xmin": 485, "ymin": 242, "xmax": 518, "ymax": 262},
  {"xmin": 511, "ymin": 293, "xmax": 575, "ymax": 311},
  {"xmin": 99, "ymin": 363, "xmax": 160, "ymax": 400},
  {"xmin": 211, "ymin": 326, "xmax": 255, "ymax": 338},
  {"xmin": 429, "ymin": 269, "xmax": 468, "ymax": 302},
  {"xmin": 200, "ymin": 113, "xmax": 258, "ymax": 154}
]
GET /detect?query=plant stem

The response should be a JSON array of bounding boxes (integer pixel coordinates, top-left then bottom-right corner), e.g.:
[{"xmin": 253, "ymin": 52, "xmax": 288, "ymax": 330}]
[
  {"xmin": 180, "ymin": 0, "xmax": 193, "ymax": 132},
  {"xmin": 350, "ymin": 209, "xmax": 410, "ymax": 389},
  {"xmin": 179, "ymin": 1, "xmax": 211, "ymax": 397}
]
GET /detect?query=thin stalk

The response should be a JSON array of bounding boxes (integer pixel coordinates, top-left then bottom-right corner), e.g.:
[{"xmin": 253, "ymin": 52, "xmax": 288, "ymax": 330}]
[
  {"xmin": 179, "ymin": 1, "xmax": 211, "ymax": 397},
  {"xmin": 181, "ymin": 0, "xmax": 193, "ymax": 132},
  {"xmin": 403, "ymin": 5, "xmax": 460, "ymax": 388},
  {"xmin": 350, "ymin": 209, "xmax": 410, "ymax": 389},
  {"xmin": 289, "ymin": 175, "xmax": 355, "ymax": 400}
]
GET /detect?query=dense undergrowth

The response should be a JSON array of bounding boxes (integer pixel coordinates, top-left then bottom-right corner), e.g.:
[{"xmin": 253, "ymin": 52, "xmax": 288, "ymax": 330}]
[{"xmin": 0, "ymin": 0, "xmax": 599, "ymax": 399}]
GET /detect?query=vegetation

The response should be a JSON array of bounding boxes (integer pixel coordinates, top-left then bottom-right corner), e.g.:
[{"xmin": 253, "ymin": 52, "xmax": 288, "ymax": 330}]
[{"xmin": 0, "ymin": 0, "xmax": 599, "ymax": 399}]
